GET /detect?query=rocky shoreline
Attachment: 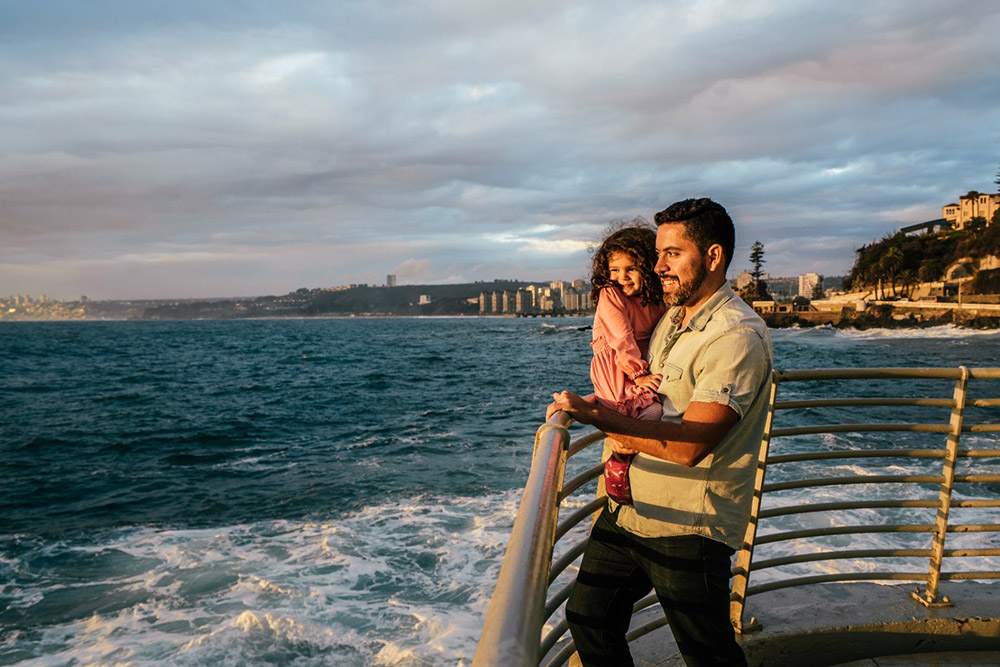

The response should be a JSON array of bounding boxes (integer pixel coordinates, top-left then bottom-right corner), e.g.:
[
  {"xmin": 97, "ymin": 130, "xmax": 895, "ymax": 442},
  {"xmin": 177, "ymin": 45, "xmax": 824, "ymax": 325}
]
[{"xmin": 763, "ymin": 304, "xmax": 1000, "ymax": 330}]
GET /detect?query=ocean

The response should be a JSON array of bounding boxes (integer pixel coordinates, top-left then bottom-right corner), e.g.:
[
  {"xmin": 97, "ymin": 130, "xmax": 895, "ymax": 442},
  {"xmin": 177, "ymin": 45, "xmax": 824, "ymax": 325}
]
[{"xmin": 2, "ymin": 318, "xmax": 1000, "ymax": 666}]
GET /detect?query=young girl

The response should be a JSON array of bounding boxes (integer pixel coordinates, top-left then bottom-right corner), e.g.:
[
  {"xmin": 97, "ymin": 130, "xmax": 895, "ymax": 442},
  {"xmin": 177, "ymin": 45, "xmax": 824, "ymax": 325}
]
[{"xmin": 589, "ymin": 223, "xmax": 666, "ymax": 505}]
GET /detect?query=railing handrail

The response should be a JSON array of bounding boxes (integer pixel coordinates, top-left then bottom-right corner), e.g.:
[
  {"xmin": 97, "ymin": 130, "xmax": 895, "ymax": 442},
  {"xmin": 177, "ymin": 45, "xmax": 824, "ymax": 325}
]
[
  {"xmin": 472, "ymin": 411, "xmax": 572, "ymax": 666},
  {"xmin": 476, "ymin": 367, "xmax": 1000, "ymax": 665}
]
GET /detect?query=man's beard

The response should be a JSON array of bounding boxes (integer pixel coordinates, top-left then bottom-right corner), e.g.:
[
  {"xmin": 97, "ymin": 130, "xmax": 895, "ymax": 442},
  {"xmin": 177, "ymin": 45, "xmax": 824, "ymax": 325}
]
[{"xmin": 660, "ymin": 260, "xmax": 708, "ymax": 307}]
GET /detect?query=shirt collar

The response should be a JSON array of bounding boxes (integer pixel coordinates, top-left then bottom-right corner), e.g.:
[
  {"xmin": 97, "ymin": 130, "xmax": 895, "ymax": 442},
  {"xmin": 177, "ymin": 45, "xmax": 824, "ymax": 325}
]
[{"xmin": 669, "ymin": 282, "xmax": 736, "ymax": 332}]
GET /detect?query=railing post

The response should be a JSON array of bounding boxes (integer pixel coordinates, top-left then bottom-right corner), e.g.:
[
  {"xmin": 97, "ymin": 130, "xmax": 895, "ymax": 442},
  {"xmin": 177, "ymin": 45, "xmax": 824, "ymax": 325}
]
[
  {"xmin": 915, "ymin": 365, "xmax": 969, "ymax": 607},
  {"xmin": 730, "ymin": 370, "xmax": 779, "ymax": 633}
]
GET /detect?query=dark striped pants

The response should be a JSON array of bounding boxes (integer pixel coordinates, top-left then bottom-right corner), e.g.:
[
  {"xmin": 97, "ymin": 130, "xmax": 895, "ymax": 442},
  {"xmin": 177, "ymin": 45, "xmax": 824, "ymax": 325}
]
[{"xmin": 565, "ymin": 506, "xmax": 747, "ymax": 667}]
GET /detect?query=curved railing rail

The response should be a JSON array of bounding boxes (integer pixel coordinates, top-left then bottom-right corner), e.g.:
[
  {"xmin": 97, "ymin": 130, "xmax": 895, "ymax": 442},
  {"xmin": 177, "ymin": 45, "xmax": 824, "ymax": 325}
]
[
  {"xmin": 473, "ymin": 411, "xmax": 573, "ymax": 667},
  {"xmin": 475, "ymin": 367, "xmax": 1000, "ymax": 666}
]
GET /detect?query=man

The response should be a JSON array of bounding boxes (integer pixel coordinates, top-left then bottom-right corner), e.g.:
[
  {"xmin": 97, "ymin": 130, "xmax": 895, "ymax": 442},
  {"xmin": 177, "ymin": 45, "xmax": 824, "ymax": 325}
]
[{"xmin": 548, "ymin": 198, "xmax": 773, "ymax": 666}]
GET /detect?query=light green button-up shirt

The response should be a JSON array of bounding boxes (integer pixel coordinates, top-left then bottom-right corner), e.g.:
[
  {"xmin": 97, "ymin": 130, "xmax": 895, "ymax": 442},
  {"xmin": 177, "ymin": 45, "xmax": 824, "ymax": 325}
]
[{"xmin": 612, "ymin": 283, "xmax": 773, "ymax": 550}]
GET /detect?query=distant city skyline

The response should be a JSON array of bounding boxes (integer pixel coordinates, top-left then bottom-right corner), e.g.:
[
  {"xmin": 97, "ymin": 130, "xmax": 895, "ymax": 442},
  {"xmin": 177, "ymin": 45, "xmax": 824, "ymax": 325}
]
[
  {"xmin": 4, "ymin": 266, "xmax": 849, "ymax": 306},
  {"xmin": 2, "ymin": 2, "xmax": 999, "ymax": 301}
]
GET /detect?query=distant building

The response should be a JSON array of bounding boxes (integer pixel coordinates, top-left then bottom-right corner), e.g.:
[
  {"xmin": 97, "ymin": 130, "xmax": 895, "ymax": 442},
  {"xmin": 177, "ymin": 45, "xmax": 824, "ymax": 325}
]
[
  {"xmin": 563, "ymin": 290, "xmax": 581, "ymax": 311},
  {"xmin": 525, "ymin": 285, "xmax": 540, "ymax": 309},
  {"xmin": 798, "ymin": 272, "xmax": 821, "ymax": 298},
  {"xmin": 475, "ymin": 282, "xmax": 594, "ymax": 315},
  {"xmin": 515, "ymin": 289, "xmax": 532, "ymax": 313},
  {"xmin": 563, "ymin": 288, "xmax": 594, "ymax": 312},
  {"xmin": 418, "ymin": 294, "xmax": 431, "ymax": 305},
  {"xmin": 548, "ymin": 281, "xmax": 564, "ymax": 310},
  {"xmin": 386, "ymin": 274, "xmax": 397, "ymax": 287},
  {"xmin": 942, "ymin": 192, "xmax": 1000, "ymax": 230},
  {"xmin": 737, "ymin": 271, "xmax": 754, "ymax": 290}
]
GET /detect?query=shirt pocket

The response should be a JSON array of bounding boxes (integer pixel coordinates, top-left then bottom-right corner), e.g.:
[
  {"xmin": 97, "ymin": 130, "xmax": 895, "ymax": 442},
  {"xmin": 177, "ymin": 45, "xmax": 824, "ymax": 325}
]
[{"xmin": 661, "ymin": 362, "xmax": 684, "ymax": 382}]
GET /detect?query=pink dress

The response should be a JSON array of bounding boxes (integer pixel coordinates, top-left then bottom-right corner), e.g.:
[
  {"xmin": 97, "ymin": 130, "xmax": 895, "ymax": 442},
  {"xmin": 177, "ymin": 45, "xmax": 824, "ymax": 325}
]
[{"xmin": 590, "ymin": 286, "xmax": 667, "ymax": 418}]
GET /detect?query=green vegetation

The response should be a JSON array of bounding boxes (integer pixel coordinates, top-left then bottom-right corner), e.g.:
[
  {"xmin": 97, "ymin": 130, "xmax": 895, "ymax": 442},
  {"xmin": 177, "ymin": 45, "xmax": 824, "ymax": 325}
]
[
  {"xmin": 971, "ymin": 268, "xmax": 1000, "ymax": 294},
  {"xmin": 740, "ymin": 240, "xmax": 772, "ymax": 302},
  {"xmin": 845, "ymin": 222, "xmax": 1000, "ymax": 297},
  {"xmin": 749, "ymin": 241, "xmax": 765, "ymax": 280},
  {"xmin": 141, "ymin": 281, "xmax": 542, "ymax": 319}
]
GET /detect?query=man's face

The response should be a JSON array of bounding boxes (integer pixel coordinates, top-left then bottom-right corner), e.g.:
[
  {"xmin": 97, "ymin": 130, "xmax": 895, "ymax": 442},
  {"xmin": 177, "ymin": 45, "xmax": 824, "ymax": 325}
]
[{"xmin": 654, "ymin": 223, "xmax": 709, "ymax": 307}]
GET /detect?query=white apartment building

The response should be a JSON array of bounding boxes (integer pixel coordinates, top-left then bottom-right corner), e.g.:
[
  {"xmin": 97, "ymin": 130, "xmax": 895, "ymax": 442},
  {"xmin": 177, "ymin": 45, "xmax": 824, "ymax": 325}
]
[{"xmin": 798, "ymin": 272, "xmax": 821, "ymax": 298}]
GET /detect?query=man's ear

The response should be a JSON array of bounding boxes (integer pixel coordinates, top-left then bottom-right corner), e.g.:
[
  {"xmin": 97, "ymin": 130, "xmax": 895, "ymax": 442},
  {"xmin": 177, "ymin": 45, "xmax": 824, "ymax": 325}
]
[{"xmin": 706, "ymin": 244, "xmax": 725, "ymax": 272}]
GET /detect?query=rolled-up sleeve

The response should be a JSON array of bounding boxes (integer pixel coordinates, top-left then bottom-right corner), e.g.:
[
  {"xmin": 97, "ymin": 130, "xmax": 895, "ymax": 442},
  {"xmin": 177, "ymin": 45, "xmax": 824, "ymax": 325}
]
[{"xmin": 690, "ymin": 327, "xmax": 771, "ymax": 419}]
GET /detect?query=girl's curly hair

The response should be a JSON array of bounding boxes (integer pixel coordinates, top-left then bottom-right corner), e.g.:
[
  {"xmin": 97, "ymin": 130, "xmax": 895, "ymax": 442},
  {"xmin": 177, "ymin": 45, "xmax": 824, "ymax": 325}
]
[{"xmin": 590, "ymin": 219, "xmax": 663, "ymax": 307}]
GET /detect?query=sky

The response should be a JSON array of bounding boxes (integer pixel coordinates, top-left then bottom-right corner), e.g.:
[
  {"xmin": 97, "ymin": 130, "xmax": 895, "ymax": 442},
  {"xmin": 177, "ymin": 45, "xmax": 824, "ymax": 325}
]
[{"xmin": 2, "ymin": 1, "xmax": 999, "ymax": 300}]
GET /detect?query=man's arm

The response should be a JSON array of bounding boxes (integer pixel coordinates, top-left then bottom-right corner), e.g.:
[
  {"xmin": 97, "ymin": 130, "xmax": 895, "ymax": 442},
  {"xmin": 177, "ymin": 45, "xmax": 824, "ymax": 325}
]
[{"xmin": 547, "ymin": 391, "xmax": 738, "ymax": 467}]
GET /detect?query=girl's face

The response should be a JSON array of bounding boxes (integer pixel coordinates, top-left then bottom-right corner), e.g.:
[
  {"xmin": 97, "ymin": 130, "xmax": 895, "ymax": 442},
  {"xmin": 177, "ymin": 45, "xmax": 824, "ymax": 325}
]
[{"xmin": 607, "ymin": 251, "xmax": 643, "ymax": 297}]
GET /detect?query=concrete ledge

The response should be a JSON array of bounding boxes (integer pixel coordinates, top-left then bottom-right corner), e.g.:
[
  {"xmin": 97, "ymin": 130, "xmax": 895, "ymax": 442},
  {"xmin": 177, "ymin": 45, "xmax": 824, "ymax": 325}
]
[{"xmin": 624, "ymin": 582, "xmax": 1000, "ymax": 667}]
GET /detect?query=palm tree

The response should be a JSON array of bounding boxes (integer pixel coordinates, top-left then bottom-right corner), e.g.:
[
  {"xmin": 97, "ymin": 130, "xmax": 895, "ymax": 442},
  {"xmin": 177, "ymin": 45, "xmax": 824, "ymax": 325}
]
[
  {"xmin": 898, "ymin": 269, "xmax": 918, "ymax": 300},
  {"xmin": 919, "ymin": 258, "xmax": 943, "ymax": 283},
  {"xmin": 860, "ymin": 263, "xmax": 880, "ymax": 300},
  {"xmin": 880, "ymin": 247, "xmax": 904, "ymax": 297}
]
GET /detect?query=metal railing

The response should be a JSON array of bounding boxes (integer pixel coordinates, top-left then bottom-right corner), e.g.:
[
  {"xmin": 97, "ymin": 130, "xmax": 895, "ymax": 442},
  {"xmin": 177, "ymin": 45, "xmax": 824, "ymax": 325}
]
[{"xmin": 473, "ymin": 367, "xmax": 1000, "ymax": 666}]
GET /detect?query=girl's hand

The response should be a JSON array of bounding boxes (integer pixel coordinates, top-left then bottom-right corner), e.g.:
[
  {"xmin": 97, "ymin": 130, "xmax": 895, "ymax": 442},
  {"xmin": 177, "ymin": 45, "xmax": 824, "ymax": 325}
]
[
  {"xmin": 609, "ymin": 439, "xmax": 638, "ymax": 456},
  {"xmin": 634, "ymin": 373, "xmax": 662, "ymax": 392}
]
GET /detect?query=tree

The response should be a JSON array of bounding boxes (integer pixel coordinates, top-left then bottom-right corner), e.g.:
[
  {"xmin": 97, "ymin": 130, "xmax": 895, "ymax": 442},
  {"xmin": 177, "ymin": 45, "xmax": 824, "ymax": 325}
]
[
  {"xmin": 811, "ymin": 277, "xmax": 825, "ymax": 300},
  {"xmin": 740, "ymin": 279, "xmax": 771, "ymax": 303},
  {"xmin": 880, "ymin": 246, "xmax": 904, "ymax": 297},
  {"xmin": 749, "ymin": 241, "xmax": 766, "ymax": 281},
  {"xmin": 994, "ymin": 161, "xmax": 999, "ymax": 190},
  {"xmin": 898, "ymin": 269, "xmax": 918, "ymax": 300},
  {"xmin": 919, "ymin": 258, "xmax": 943, "ymax": 283}
]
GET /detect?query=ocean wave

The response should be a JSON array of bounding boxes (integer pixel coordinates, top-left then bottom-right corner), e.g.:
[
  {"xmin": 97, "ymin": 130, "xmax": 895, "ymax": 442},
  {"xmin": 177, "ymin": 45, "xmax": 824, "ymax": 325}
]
[
  {"xmin": 0, "ymin": 491, "xmax": 523, "ymax": 666},
  {"xmin": 772, "ymin": 323, "xmax": 1000, "ymax": 341}
]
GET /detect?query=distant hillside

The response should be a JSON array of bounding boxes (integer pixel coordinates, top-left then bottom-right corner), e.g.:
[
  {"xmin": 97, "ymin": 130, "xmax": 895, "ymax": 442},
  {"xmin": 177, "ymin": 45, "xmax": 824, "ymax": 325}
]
[
  {"xmin": 141, "ymin": 281, "xmax": 542, "ymax": 319},
  {"xmin": 845, "ymin": 222, "xmax": 1000, "ymax": 297},
  {"xmin": 303, "ymin": 281, "xmax": 534, "ymax": 316}
]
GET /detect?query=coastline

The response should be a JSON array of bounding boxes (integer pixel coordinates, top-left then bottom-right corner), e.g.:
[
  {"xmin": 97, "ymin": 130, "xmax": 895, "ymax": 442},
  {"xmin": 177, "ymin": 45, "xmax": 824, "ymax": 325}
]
[
  {"xmin": 4, "ymin": 293, "xmax": 1000, "ymax": 329},
  {"xmin": 762, "ymin": 301, "xmax": 1000, "ymax": 330},
  {"xmin": 4, "ymin": 309, "xmax": 1000, "ymax": 329}
]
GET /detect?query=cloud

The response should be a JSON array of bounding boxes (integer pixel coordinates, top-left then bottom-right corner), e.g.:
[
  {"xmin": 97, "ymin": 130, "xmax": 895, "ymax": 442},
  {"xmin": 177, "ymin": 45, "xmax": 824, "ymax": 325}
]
[
  {"xmin": 393, "ymin": 258, "xmax": 433, "ymax": 281},
  {"xmin": 1, "ymin": 0, "xmax": 999, "ymax": 298}
]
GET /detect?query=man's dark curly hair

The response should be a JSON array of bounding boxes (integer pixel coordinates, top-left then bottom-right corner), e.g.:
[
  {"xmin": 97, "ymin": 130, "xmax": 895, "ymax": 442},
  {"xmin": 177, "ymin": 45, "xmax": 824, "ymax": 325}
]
[
  {"xmin": 654, "ymin": 198, "xmax": 735, "ymax": 271},
  {"xmin": 590, "ymin": 220, "xmax": 663, "ymax": 307}
]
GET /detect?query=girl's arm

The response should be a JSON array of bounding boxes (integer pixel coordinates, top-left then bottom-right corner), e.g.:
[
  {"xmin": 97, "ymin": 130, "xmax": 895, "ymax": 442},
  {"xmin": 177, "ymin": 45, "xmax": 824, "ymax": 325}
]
[{"xmin": 596, "ymin": 288, "xmax": 652, "ymax": 381}]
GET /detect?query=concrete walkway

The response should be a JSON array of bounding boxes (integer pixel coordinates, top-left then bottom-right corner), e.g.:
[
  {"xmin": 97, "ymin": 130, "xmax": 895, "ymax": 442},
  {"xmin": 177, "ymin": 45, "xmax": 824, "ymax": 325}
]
[
  {"xmin": 835, "ymin": 651, "xmax": 1000, "ymax": 666},
  {"xmin": 610, "ymin": 582, "xmax": 1000, "ymax": 667}
]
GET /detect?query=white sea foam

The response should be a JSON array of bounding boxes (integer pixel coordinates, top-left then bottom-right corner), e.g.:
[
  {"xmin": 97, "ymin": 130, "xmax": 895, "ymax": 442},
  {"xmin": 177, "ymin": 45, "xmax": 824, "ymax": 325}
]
[
  {"xmin": 772, "ymin": 323, "xmax": 1000, "ymax": 341},
  {"xmin": 6, "ymin": 479, "xmax": 1000, "ymax": 666},
  {"xmin": 4, "ymin": 491, "xmax": 522, "ymax": 666}
]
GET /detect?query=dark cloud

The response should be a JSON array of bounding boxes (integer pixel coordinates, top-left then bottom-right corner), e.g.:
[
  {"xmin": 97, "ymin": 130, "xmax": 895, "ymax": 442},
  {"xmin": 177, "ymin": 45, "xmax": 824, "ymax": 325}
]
[{"xmin": 1, "ymin": 0, "xmax": 999, "ymax": 299}]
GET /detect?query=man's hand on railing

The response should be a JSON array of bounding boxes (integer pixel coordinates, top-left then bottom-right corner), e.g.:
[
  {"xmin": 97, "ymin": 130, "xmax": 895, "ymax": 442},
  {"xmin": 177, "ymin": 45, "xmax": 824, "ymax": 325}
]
[{"xmin": 547, "ymin": 390, "xmax": 600, "ymax": 424}]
